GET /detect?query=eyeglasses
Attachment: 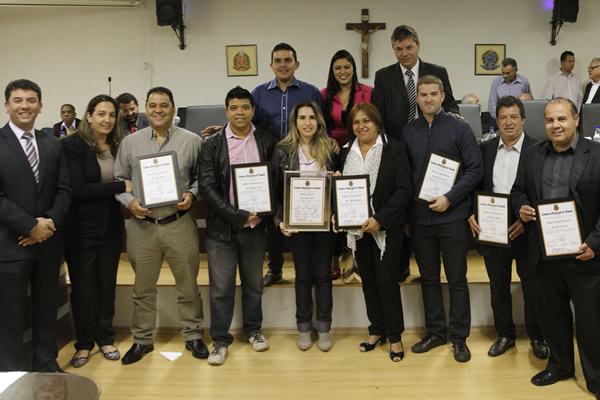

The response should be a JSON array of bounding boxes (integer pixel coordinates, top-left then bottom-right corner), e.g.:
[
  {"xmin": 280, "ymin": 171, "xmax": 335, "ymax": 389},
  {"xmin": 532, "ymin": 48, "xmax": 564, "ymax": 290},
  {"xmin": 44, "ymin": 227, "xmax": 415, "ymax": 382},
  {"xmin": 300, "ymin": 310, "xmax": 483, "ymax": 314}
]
[{"xmin": 588, "ymin": 65, "xmax": 600, "ymax": 71}]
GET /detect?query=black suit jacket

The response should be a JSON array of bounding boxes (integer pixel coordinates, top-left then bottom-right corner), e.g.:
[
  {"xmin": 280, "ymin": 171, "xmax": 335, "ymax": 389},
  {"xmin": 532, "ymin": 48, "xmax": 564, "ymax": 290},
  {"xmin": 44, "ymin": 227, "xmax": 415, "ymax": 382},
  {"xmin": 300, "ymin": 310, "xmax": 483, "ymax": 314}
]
[
  {"xmin": 511, "ymin": 136, "xmax": 600, "ymax": 274},
  {"xmin": 583, "ymin": 82, "xmax": 600, "ymax": 104},
  {"xmin": 475, "ymin": 134, "xmax": 538, "ymax": 257},
  {"xmin": 0, "ymin": 123, "xmax": 72, "ymax": 262},
  {"xmin": 372, "ymin": 59, "xmax": 459, "ymax": 140},
  {"xmin": 52, "ymin": 118, "xmax": 81, "ymax": 138},
  {"xmin": 61, "ymin": 134, "xmax": 125, "ymax": 242},
  {"xmin": 339, "ymin": 137, "xmax": 412, "ymax": 231}
]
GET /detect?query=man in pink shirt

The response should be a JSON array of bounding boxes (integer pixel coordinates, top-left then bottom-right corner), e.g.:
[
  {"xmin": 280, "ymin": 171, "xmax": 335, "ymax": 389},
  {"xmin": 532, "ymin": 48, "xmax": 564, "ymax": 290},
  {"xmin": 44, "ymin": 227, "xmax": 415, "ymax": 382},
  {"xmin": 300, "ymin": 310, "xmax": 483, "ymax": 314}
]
[{"xmin": 198, "ymin": 86, "xmax": 277, "ymax": 366}]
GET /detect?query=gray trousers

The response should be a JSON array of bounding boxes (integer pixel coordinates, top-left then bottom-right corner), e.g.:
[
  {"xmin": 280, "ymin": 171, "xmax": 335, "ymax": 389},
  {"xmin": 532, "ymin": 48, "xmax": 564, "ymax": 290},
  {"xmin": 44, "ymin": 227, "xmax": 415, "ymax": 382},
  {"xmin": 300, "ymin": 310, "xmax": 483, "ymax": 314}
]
[
  {"xmin": 206, "ymin": 225, "xmax": 266, "ymax": 345},
  {"xmin": 127, "ymin": 212, "xmax": 203, "ymax": 344}
]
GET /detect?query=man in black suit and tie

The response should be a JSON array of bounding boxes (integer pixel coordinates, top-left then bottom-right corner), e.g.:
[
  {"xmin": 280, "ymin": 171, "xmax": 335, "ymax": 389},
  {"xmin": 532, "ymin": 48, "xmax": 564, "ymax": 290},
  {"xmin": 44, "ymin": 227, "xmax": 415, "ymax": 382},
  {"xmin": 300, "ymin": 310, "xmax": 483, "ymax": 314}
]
[
  {"xmin": 467, "ymin": 96, "xmax": 547, "ymax": 359},
  {"xmin": 51, "ymin": 103, "xmax": 81, "ymax": 138},
  {"xmin": 583, "ymin": 57, "xmax": 600, "ymax": 105},
  {"xmin": 0, "ymin": 79, "xmax": 72, "ymax": 372},
  {"xmin": 371, "ymin": 25, "xmax": 459, "ymax": 282},
  {"xmin": 372, "ymin": 24, "xmax": 459, "ymax": 141},
  {"xmin": 511, "ymin": 98, "xmax": 600, "ymax": 398}
]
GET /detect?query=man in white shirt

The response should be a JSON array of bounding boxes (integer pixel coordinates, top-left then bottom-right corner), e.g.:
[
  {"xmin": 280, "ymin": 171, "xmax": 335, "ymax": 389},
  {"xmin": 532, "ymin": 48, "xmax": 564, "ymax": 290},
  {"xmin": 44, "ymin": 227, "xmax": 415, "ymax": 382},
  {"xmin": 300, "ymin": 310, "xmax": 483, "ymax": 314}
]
[
  {"xmin": 542, "ymin": 51, "xmax": 583, "ymax": 111},
  {"xmin": 468, "ymin": 96, "xmax": 547, "ymax": 360}
]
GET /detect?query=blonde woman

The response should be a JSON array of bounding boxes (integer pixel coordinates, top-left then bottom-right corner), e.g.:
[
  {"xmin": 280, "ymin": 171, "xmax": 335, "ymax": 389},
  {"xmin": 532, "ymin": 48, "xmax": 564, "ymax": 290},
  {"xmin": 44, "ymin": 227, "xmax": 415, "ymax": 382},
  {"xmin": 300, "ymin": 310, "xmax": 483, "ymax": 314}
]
[{"xmin": 271, "ymin": 100, "xmax": 337, "ymax": 351}]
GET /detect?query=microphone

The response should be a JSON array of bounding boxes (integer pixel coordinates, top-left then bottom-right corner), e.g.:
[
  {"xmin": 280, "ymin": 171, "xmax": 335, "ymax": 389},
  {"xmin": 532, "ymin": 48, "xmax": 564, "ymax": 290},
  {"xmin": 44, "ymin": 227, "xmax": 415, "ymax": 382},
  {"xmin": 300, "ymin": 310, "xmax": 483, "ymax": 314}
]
[{"xmin": 108, "ymin": 76, "xmax": 112, "ymax": 96}]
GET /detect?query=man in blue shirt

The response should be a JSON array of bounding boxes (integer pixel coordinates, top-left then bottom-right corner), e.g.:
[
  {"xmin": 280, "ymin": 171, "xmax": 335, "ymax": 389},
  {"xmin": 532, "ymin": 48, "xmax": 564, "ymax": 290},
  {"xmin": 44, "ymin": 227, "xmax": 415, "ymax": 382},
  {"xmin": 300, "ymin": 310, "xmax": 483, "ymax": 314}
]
[
  {"xmin": 251, "ymin": 43, "xmax": 322, "ymax": 141},
  {"xmin": 252, "ymin": 43, "xmax": 322, "ymax": 286}
]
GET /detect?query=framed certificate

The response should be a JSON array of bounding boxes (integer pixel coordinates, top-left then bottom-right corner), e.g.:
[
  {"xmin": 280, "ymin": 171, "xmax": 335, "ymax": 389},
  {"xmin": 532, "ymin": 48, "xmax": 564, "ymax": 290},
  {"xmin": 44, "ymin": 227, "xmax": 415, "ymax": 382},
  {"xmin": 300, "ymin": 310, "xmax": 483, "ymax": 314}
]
[
  {"xmin": 417, "ymin": 151, "xmax": 461, "ymax": 203},
  {"xmin": 136, "ymin": 151, "xmax": 182, "ymax": 208},
  {"xmin": 332, "ymin": 175, "xmax": 371, "ymax": 230},
  {"xmin": 476, "ymin": 192, "xmax": 510, "ymax": 247},
  {"xmin": 535, "ymin": 198, "xmax": 583, "ymax": 260},
  {"xmin": 283, "ymin": 171, "xmax": 331, "ymax": 232},
  {"xmin": 231, "ymin": 162, "xmax": 273, "ymax": 215}
]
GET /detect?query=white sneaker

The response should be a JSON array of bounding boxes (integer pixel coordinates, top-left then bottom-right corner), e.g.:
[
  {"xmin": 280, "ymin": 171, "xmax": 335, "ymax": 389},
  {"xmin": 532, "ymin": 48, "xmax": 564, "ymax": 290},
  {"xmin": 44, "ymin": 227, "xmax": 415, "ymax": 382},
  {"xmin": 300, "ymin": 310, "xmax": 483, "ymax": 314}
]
[
  {"xmin": 318, "ymin": 331, "xmax": 332, "ymax": 352},
  {"xmin": 249, "ymin": 331, "xmax": 270, "ymax": 352},
  {"xmin": 208, "ymin": 343, "xmax": 228, "ymax": 366},
  {"xmin": 297, "ymin": 331, "xmax": 312, "ymax": 351}
]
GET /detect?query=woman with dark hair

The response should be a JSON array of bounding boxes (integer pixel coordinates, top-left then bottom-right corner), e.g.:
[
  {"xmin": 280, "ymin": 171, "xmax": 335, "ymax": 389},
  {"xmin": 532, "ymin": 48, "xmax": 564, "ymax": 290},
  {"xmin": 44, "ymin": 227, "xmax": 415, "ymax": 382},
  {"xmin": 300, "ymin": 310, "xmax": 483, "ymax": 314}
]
[
  {"xmin": 62, "ymin": 95, "xmax": 131, "ymax": 368},
  {"xmin": 271, "ymin": 100, "xmax": 337, "ymax": 352},
  {"xmin": 338, "ymin": 102, "xmax": 412, "ymax": 362},
  {"xmin": 321, "ymin": 50, "xmax": 373, "ymax": 147},
  {"xmin": 322, "ymin": 50, "xmax": 373, "ymax": 280}
]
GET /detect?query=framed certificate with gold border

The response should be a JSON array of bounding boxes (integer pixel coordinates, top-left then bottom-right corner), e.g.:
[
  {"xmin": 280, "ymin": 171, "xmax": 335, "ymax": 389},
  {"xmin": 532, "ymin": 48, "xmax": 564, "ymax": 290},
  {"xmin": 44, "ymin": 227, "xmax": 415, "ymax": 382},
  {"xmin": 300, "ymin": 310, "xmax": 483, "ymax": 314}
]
[{"xmin": 283, "ymin": 171, "xmax": 331, "ymax": 232}]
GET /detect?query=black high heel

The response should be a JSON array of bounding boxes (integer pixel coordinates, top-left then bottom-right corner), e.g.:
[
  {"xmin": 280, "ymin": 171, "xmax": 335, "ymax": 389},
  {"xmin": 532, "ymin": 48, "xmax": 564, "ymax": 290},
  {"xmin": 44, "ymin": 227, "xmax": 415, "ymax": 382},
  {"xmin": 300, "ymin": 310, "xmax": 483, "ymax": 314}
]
[
  {"xmin": 359, "ymin": 335, "xmax": 386, "ymax": 352},
  {"xmin": 390, "ymin": 340, "xmax": 405, "ymax": 362}
]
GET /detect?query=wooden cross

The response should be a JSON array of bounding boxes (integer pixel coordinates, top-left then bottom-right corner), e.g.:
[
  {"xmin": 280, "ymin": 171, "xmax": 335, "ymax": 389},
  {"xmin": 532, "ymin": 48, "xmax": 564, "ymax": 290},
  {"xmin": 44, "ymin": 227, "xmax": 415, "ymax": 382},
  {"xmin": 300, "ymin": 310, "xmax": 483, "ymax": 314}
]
[{"xmin": 346, "ymin": 9, "xmax": 386, "ymax": 78}]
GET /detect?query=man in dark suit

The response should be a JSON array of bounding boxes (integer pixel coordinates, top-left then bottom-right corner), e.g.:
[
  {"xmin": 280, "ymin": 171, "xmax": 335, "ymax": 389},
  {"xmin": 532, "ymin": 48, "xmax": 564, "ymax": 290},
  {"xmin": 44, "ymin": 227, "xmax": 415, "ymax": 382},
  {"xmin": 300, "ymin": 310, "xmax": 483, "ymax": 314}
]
[
  {"xmin": 372, "ymin": 24, "xmax": 459, "ymax": 141},
  {"xmin": 511, "ymin": 98, "xmax": 600, "ymax": 398},
  {"xmin": 116, "ymin": 92, "xmax": 149, "ymax": 135},
  {"xmin": 467, "ymin": 96, "xmax": 547, "ymax": 359},
  {"xmin": 583, "ymin": 57, "xmax": 600, "ymax": 105},
  {"xmin": 0, "ymin": 79, "xmax": 72, "ymax": 372},
  {"xmin": 371, "ymin": 25, "xmax": 459, "ymax": 282},
  {"xmin": 51, "ymin": 103, "xmax": 81, "ymax": 138}
]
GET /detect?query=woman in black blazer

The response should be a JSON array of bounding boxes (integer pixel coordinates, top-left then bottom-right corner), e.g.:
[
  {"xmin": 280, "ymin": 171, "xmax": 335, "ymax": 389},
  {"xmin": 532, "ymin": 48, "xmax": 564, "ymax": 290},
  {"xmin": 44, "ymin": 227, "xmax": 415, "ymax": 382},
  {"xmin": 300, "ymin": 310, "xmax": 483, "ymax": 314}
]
[
  {"xmin": 339, "ymin": 103, "xmax": 412, "ymax": 361},
  {"xmin": 62, "ymin": 95, "xmax": 130, "ymax": 367}
]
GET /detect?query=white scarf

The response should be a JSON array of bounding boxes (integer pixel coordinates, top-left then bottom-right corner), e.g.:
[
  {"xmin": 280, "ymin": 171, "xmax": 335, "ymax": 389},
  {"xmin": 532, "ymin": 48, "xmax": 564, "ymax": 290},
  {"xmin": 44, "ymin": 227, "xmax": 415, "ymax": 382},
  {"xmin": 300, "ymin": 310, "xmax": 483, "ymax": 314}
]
[{"xmin": 343, "ymin": 136, "xmax": 387, "ymax": 259}]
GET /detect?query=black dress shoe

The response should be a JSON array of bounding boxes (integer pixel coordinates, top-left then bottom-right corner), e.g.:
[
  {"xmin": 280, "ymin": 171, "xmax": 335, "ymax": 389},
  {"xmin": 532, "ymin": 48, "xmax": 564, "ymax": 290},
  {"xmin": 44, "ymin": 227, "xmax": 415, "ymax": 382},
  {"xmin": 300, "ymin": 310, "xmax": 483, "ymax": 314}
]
[
  {"xmin": 488, "ymin": 337, "xmax": 515, "ymax": 357},
  {"xmin": 263, "ymin": 271, "xmax": 282, "ymax": 287},
  {"xmin": 121, "ymin": 343, "xmax": 154, "ymax": 365},
  {"xmin": 531, "ymin": 339, "xmax": 549, "ymax": 360},
  {"xmin": 359, "ymin": 336, "xmax": 386, "ymax": 352},
  {"xmin": 453, "ymin": 342, "xmax": 471, "ymax": 362},
  {"xmin": 398, "ymin": 269, "xmax": 410, "ymax": 283},
  {"xmin": 185, "ymin": 339, "xmax": 209, "ymax": 359},
  {"xmin": 411, "ymin": 335, "xmax": 446, "ymax": 353},
  {"xmin": 531, "ymin": 369, "xmax": 573, "ymax": 386}
]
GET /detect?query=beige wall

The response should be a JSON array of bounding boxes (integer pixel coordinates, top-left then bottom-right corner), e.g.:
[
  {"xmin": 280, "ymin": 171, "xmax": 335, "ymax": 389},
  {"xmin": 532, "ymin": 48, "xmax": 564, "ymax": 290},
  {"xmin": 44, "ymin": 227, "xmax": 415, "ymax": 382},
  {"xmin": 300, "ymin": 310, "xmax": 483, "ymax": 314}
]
[{"xmin": 0, "ymin": 0, "xmax": 597, "ymax": 128}]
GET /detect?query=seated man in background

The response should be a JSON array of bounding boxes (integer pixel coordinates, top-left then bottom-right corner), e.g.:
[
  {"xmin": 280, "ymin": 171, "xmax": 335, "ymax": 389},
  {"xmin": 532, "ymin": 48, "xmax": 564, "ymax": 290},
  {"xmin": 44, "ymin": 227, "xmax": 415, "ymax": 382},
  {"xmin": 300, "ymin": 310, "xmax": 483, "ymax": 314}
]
[
  {"xmin": 116, "ymin": 92, "xmax": 149, "ymax": 135},
  {"xmin": 461, "ymin": 93, "xmax": 497, "ymax": 134},
  {"xmin": 52, "ymin": 103, "xmax": 80, "ymax": 138}
]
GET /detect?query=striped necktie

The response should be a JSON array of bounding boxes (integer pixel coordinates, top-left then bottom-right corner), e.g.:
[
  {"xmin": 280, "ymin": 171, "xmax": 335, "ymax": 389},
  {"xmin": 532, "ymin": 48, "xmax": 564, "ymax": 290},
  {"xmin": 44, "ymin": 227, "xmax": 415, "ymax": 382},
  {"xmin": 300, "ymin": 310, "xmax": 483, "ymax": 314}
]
[
  {"xmin": 406, "ymin": 70, "xmax": 417, "ymax": 122},
  {"xmin": 23, "ymin": 131, "xmax": 40, "ymax": 183}
]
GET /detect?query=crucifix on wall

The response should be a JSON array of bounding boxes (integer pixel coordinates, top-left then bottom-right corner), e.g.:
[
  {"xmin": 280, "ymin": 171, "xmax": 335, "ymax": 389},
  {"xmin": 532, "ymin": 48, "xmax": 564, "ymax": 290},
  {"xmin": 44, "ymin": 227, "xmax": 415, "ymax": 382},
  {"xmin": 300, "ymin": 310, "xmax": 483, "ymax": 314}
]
[{"xmin": 346, "ymin": 9, "xmax": 386, "ymax": 78}]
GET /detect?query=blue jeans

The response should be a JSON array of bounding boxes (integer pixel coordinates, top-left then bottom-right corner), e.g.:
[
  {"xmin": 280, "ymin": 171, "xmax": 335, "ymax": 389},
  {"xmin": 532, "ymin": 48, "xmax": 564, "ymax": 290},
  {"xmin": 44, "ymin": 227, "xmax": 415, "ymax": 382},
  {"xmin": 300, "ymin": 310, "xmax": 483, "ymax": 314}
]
[
  {"xmin": 290, "ymin": 231, "xmax": 334, "ymax": 333},
  {"xmin": 206, "ymin": 225, "xmax": 266, "ymax": 345}
]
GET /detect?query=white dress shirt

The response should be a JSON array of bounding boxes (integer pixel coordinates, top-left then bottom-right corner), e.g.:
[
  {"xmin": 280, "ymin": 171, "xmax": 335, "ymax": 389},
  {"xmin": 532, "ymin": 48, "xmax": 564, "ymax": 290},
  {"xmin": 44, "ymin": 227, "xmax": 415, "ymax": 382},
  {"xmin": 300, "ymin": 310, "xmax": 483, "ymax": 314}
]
[{"xmin": 492, "ymin": 133, "xmax": 525, "ymax": 194}]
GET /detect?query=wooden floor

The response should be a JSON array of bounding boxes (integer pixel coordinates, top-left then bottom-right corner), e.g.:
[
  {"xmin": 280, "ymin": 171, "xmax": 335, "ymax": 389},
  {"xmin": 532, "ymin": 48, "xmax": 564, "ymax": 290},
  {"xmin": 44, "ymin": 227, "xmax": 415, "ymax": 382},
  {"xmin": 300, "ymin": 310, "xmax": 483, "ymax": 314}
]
[
  {"xmin": 56, "ymin": 331, "xmax": 593, "ymax": 400},
  {"xmin": 110, "ymin": 250, "xmax": 506, "ymax": 288}
]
